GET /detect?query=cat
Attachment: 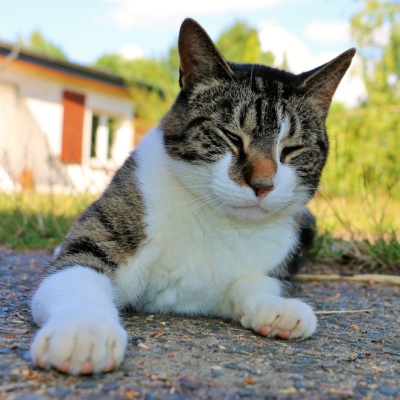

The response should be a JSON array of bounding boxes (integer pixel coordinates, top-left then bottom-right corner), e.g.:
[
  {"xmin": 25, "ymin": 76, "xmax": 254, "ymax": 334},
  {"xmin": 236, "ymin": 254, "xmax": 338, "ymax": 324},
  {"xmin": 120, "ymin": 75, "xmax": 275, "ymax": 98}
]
[{"xmin": 30, "ymin": 18, "xmax": 355, "ymax": 375}]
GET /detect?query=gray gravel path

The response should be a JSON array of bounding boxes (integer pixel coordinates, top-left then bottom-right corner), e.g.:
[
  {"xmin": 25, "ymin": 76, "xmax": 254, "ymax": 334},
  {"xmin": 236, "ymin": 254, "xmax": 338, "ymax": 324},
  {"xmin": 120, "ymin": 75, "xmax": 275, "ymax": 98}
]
[{"xmin": 0, "ymin": 248, "xmax": 399, "ymax": 400}]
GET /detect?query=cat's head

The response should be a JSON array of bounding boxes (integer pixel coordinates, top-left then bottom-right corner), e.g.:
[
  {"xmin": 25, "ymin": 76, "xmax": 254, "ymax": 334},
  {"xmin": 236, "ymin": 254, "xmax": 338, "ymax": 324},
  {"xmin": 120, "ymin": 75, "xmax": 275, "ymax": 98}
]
[{"xmin": 163, "ymin": 18, "xmax": 355, "ymax": 221}]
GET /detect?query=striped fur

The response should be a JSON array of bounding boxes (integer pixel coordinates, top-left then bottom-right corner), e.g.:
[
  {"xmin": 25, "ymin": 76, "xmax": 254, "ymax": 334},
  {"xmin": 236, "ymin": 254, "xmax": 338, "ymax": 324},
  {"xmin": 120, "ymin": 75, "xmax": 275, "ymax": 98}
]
[{"xmin": 30, "ymin": 18, "xmax": 355, "ymax": 375}]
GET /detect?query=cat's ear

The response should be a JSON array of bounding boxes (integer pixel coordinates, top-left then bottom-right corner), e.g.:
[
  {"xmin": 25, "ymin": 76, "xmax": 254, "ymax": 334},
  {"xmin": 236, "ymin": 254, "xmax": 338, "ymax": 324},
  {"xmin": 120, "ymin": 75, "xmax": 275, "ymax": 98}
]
[
  {"xmin": 178, "ymin": 18, "xmax": 233, "ymax": 90},
  {"xmin": 296, "ymin": 48, "xmax": 356, "ymax": 111}
]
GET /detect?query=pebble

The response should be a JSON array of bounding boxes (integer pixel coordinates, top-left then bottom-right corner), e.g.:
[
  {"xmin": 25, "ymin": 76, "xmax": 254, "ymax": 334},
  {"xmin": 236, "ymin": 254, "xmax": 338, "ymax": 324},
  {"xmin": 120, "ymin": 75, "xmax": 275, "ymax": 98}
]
[
  {"xmin": 236, "ymin": 388, "xmax": 255, "ymax": 397},
  {"xmin": 211, "ymin": 370, "xmax": 223, "ymax": 378},
  {"xmin": 379, "ymin": 385, "xmax": 399, "ymax": 395},
  {"xmin": 46, "ymin": 388, "xmax": 72, "ymax": 398},
  {"xmin": 75, "ymin": 381, "xmax": 97, "ymax": 389},
  {"xmin": 102, "ymin": 381, "xmax": 119, "ymax": 392},
  {"xmin": 21, "ymin": 353, "xmax": 32, "ymax": 361},
  {"xmin": 178, "ymin": 375, "xmax": 203, "ymax": 389}
]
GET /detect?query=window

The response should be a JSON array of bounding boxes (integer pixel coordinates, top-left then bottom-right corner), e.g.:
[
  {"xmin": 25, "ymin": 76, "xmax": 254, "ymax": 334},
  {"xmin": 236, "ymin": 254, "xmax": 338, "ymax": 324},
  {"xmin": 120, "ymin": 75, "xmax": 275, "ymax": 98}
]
[
  {"xmin": 107, "ymin": 118, "xmax": 116, "ymax": 160},
  {"xmin": 90, "ymin": 114, "xmax": 99, "ymax": 158},
  {"xmin": 90, "ymin": 114, "xmax": 117, "ymax": 162}
]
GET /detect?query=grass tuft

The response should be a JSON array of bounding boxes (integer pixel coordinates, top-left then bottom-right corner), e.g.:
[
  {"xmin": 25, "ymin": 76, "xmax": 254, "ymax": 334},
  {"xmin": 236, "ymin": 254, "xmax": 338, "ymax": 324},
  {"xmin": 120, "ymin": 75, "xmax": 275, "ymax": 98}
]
[{"xmin": 0, "ymin": 193, "xmax": 95, "ymax": 250}]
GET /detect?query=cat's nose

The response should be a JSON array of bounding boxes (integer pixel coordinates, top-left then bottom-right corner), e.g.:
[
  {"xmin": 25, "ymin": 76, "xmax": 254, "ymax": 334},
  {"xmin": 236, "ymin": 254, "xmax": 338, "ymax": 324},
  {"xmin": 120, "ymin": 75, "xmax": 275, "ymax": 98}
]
[{"xmin": 252, "ymin": 184, "xmax": 274, "ymax": 199}]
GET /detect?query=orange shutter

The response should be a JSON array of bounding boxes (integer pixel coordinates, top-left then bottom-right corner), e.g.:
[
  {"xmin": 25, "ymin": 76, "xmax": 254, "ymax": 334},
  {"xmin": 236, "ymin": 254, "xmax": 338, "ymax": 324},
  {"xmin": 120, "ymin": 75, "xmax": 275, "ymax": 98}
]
[{"xmin": 61, "ymin": 91, "xmax": 85, "ymax": 163}]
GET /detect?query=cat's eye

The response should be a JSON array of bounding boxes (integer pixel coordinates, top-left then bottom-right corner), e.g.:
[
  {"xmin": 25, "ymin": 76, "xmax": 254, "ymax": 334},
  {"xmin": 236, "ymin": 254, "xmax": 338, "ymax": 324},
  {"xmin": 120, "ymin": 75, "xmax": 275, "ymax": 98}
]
[
  {"xmin": 222, "ymin": 129, "xmax": 243, "ymax": 149},
  {"xmin": 280, "ymin": 145, "xmax": 304, "ymax": 164}
]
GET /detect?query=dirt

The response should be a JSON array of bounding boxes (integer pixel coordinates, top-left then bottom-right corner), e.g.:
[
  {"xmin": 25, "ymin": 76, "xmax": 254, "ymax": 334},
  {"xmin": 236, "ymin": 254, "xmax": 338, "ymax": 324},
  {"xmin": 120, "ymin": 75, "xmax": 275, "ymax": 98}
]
[{"xmin": 0, "ymin": 248, "xmax": 399, "ymax": 400}]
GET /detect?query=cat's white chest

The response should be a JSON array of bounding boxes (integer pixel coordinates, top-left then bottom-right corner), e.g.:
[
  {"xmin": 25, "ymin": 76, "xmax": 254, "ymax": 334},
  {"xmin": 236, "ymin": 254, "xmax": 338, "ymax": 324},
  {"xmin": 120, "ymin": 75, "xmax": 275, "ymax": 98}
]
[{"xmin": 114, "ymin": 130, "xmax": 297, "ymax": 313}]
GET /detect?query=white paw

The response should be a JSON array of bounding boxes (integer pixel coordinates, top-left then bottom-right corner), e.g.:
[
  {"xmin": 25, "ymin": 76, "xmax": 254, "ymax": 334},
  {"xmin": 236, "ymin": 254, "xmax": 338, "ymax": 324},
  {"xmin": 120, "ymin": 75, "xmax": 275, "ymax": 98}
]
[
  {"xmin": 238, "ymin": 295, "xmax": 317, "ymax": 339},
  {"xmin": 31, "ymin": 315, "xmax": 127, "ymax": 375}
]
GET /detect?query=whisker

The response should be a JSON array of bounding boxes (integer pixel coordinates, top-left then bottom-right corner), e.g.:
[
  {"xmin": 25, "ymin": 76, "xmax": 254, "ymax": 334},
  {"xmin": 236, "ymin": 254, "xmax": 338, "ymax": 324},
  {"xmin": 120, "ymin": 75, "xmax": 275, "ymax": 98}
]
[
  {"xmin": 167, "ymin": 194, "xmax": 221, "ymax": 225},
  {"xmin": 145, "ymin": 184, "xmax": 211, "ymax": 194}
]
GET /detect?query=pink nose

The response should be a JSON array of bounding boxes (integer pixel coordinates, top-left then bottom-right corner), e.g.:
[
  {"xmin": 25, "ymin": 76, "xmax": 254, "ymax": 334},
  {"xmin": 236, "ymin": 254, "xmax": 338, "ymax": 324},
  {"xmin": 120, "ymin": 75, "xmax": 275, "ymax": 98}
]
[{"xmin": 254, "ymin": 185, "xmax": 274, "ymax": 199}]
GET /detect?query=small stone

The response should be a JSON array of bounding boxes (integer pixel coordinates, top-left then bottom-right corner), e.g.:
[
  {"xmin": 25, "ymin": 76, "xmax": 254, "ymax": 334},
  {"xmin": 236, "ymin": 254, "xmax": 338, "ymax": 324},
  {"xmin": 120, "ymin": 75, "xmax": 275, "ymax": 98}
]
[
  {"xmin": 179, "ymin": 375, "xmax": 203, "ymax": 389},
  {"xmin": 355, "ymin": 386, "xmax": 368, "ymax": 396},
  {"xmin": 75, "ymin": 380, "xmax": 97, "ymax": 389},
  {"xmin": 278, "ymin": 387, "xmax": 297, "ymax": 395},
  {"xmin": 379, "ymin": 385, "xmax": 399, "ymax": 395},
  {"xmin": 225, "ymin": 363, "xmax": 243, "ymax": 370},
  {"xmin": 21, "ymin": 353, "xmax": 32, "ymax": 361},
  {"xmin": 46, "ymin": 388, "xmax": 72, "ymax": 398},
  {"xmin": 236, "ymin": 388, "xmax": 255, "ymax": 397},
  {"xmin": 0, "ymin": 348, "xmax": 11, "ymax": 354},
  {"xmin": 211, "ymin": 370, "xmax": 223, "ymax": 378},
  {"xmin": 102, "ymin": 381, "xmax": 119, "ymax": 392}
]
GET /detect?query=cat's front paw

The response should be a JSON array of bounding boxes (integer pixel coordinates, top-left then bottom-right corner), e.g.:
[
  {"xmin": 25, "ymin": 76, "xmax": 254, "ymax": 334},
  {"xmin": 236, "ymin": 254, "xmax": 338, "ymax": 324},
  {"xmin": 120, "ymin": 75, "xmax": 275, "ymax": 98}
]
[
  {"xmin": 31, "ymin": 315, "xmax": 127, "ymax": 375},
  {"xmin": 239, "ymin": 295, "xmax": 316, "ymax": 339}
]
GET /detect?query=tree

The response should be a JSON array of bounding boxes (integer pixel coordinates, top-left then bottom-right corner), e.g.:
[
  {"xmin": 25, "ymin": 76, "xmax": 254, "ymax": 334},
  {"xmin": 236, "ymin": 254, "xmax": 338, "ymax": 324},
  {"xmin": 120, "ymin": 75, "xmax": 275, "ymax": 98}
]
[
  {"xmin": 351, "ymin": 0, "xmax": 400, "ymax": 104},
  {"xmin": 94, "ymin": 54, "xmax": 177, "ymax": 141},
  {"xmin": 23, "ymin": 31, "xmax": 68, "ymax": 60},
  {"xmin": 321, "ymin": 0, "xmax": 400, "ymax": 203},
  {"xmin": 216, "ymin": 21, "xmax": 275, "ymax": 65}
]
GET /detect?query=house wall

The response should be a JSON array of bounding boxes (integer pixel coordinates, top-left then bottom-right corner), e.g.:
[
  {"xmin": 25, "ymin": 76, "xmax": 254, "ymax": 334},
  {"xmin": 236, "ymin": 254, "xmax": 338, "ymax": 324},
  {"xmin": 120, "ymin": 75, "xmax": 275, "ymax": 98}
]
[{"xmin": 0, "ymin": 58, "xmax": 134, "ymax": 193}]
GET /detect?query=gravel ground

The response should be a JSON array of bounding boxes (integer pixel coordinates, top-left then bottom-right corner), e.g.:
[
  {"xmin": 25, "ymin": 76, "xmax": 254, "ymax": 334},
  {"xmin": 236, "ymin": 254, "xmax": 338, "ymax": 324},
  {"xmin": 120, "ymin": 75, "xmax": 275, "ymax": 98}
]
[{"xmin": 0, "ymin": 248, "xmax": 399, "ymax": 400}]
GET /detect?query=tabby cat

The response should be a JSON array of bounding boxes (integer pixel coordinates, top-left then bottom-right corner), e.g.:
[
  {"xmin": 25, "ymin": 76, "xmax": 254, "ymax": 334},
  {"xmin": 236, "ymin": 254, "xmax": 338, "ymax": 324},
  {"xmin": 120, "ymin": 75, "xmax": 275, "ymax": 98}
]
[{"xmin": 31, "ymin": 18, "xmax": 355, "ymax": 374}]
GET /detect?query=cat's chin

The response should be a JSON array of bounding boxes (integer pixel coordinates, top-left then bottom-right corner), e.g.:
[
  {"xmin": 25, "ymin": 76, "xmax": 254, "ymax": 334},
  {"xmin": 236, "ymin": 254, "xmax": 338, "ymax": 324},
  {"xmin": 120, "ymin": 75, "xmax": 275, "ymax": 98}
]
[{"xmin": 228, "ymin": 205, "xmax": 270, "ymax": 220}]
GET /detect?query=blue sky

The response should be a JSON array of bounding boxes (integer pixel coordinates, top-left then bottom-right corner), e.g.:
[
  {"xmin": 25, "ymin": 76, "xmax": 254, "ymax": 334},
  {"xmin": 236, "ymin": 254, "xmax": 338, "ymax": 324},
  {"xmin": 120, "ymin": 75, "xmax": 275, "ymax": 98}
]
[{"xmin": 0, "ymin": 0, "xmax": 364, "ymax": 105}]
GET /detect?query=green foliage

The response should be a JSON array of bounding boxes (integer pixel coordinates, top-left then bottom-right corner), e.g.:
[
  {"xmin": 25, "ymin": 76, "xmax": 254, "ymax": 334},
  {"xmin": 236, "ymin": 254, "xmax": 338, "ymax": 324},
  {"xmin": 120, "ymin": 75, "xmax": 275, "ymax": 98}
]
[
  {"xmin": 323, "ymin": 104, "xmax": 400, "ymax": 199},
  {"xmin": 320, "ymin": 0, "xmax": 400, "ymax": 202},
  {"xmin": 365, "ymin": 232, "xmax": 400, "ymax": 269},
  {"xmin": 307, "ymin": 230, "xmax": 400, "ymax": 273},
  {"xmin": 216, "ymin": 21, "xmax": 275, "ymax": 65},
  {"xmin": 351, "ymin": 0, "xmax": 400, "ymax": 104},
  {"xmin": 94, "ymin": 54, "xmax": 178, "ymax": 135},
  {"xmin": 22, "ymin": 30, "xmax": 68, "ymax": 60}
]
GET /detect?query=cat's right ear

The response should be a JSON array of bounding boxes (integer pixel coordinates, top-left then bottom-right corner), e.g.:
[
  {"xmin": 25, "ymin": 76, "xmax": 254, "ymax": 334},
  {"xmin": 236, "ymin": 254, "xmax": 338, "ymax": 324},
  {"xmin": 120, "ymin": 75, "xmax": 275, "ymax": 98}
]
[{"xmin": 178, "ymin": 18, "xmax": 233, "ymax": 90}]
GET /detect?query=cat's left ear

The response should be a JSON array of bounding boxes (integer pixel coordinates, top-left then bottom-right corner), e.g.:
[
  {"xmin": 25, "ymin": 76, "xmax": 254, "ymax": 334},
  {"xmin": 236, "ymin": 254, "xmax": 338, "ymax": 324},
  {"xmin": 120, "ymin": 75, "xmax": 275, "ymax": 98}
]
[
  {"xmin": 178, "ymin": 18, "xmax": 233, "ymax": 90},
  {"xmin": 296, "ymin": 48, "xmax": 356, "ymax": 111}
]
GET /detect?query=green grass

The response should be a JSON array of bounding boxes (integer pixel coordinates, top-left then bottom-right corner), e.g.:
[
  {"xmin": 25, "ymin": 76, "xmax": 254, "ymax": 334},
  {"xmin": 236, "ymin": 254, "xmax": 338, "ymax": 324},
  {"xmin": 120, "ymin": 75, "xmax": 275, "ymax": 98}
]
[
  {"xmin": 0, "ymin": 191, "xmax": 398, "ymax": 273},
  {"xmin": 308, "ymin": 194, "xmax": 399, "ymax": 273},
  {"xmin": 0, "ymin": 193, "xmax": 95, "ymax": 250}
]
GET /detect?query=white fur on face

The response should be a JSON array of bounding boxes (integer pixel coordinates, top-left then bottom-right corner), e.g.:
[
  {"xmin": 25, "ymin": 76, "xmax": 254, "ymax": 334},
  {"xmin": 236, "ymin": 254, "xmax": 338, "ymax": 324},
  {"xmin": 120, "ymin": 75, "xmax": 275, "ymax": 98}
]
[{"xmin": 210, "ymin": 116, "xmax": 307, "ymax": 221}]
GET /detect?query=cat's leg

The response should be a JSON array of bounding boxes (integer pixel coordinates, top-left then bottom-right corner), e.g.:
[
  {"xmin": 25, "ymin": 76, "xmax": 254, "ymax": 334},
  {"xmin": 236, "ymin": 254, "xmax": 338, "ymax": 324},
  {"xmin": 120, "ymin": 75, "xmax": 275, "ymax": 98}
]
[
  {"xmin": 218, "ymin": 276, "xmax": 316, "ymax": 339},
  {"xmin": 31, "ymin": 266, "xmax": 127, "ymax": 375}
]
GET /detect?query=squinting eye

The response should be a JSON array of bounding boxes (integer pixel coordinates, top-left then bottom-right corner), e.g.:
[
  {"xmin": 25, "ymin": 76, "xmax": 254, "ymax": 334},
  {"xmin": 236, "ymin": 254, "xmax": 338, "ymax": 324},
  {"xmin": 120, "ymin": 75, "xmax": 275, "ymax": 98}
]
[
  {"xmin": 280, "ymin": 145, "xmax": 304, "ymax": 163},
  {"xmin": 222, "ymin": 129, "xmax": 243, "ymax": 148}
]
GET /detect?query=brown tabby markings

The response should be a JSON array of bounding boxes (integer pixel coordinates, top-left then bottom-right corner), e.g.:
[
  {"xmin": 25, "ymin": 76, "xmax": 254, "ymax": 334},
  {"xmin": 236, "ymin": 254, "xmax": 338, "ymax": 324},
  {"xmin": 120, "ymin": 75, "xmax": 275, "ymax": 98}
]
[{"xmin": 47, "ymin": 156, "xmax": 146, "ymax": 278}]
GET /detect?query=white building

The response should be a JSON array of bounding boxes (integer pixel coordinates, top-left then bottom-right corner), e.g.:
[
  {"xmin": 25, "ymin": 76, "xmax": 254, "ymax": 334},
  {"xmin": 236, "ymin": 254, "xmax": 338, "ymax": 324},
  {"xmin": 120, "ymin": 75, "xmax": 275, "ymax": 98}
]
[{"xmin": 0, "ymin": 41, "xmax": 141, "ymax": 193}]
